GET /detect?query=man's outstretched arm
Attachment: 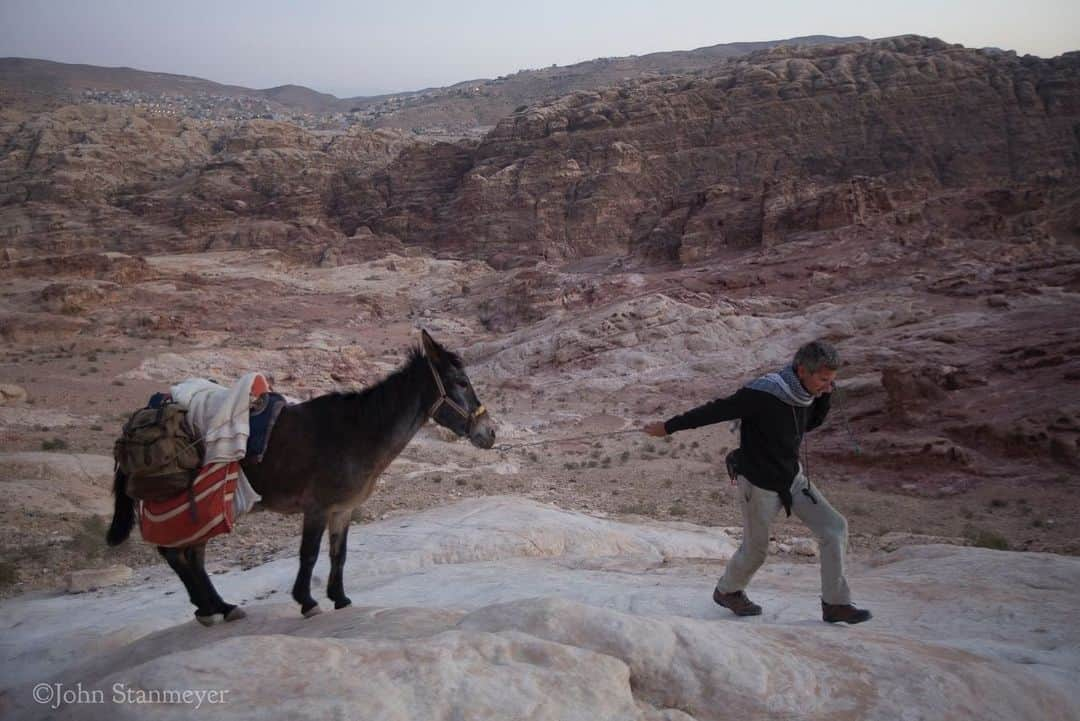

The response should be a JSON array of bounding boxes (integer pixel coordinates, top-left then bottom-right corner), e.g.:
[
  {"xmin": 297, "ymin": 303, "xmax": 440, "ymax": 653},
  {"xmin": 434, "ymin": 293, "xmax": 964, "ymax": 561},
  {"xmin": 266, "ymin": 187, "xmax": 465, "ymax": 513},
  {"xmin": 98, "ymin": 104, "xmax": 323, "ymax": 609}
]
[{"xmin": 643, "ymin": 387, "xmax": 757, "ymax": 436}]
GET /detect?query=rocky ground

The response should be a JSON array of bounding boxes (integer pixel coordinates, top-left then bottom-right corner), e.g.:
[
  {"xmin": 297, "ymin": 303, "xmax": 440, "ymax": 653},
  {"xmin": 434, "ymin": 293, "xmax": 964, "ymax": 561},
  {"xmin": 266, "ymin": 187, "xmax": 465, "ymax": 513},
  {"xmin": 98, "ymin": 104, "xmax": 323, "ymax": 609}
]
[
  {"xmin": 1, "ymin": 497, "xmax": 1077, "ymax": 720},
  {"xmin": 0, "ymin": 33, "xmax": 1077, "ymax": 620},
  {"xmin": 0, "ymin": 230, "xmax": 1077, "ymax": 600}
]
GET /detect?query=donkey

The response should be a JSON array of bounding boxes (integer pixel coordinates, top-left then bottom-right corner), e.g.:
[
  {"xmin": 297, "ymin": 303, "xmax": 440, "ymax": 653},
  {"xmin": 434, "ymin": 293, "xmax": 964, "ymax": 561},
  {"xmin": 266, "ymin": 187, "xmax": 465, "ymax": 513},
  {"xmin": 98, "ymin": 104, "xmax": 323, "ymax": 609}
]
[{"xmin": 106, "ymin": 330, "xmax": 495, "ymax": 624}]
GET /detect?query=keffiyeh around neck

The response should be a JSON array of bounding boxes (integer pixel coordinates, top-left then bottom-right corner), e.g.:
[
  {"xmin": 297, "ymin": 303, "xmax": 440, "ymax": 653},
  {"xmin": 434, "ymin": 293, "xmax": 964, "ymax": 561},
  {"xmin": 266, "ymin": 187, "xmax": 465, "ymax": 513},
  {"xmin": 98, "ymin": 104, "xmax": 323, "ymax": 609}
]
[{"xmin": 745, "ymin": 364, "xmax": 814, "ymax": 407}]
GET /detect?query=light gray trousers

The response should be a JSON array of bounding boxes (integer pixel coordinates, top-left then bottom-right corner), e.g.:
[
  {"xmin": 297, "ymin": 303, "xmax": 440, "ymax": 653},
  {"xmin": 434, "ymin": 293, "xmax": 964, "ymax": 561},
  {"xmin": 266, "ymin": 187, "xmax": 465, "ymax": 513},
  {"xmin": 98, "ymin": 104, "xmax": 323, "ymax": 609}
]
[{"xmin": 716, "ymin": 469, "xmax": 852, "ymax": 605}]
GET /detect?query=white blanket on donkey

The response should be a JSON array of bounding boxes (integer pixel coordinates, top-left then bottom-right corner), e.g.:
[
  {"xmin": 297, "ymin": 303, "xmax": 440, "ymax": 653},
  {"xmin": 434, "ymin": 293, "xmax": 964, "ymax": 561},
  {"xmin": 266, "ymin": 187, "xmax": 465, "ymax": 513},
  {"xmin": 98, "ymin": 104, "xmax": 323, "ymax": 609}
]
[{"xmin": 170, "ymin": 372, "xmax": 263, "ymax": 515}]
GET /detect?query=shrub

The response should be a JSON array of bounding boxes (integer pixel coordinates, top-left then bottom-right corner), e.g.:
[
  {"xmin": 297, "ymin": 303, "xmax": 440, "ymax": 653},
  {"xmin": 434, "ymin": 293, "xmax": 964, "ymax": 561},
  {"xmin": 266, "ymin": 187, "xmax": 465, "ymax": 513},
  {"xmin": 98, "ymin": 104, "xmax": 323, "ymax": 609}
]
[
  {"xmin": 617, "ymin": 502, "xmax": 655, "ymax": 515},
  {"xmin": 965, "ymin": 526, "xmax": 1009, "ymax": 550},
  {"xmin": 0, "ymin": 561, "xmax": 17, "ymax": 587},
  {"xmin": 41, "ymin": 437, "xmax": 69, "ymax": 451}
]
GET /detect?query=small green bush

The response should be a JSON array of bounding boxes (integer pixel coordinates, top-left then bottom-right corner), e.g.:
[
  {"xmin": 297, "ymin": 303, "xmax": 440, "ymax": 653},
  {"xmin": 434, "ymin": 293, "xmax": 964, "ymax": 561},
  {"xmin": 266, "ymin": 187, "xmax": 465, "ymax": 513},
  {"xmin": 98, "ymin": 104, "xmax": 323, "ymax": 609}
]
[
  {"xmin": 966, "ymin": 526, "xmax": 1009, "ymax": 551},
  {"xmin": 0, "ymin": 561, "xmax": 17, "ymax": 586}
]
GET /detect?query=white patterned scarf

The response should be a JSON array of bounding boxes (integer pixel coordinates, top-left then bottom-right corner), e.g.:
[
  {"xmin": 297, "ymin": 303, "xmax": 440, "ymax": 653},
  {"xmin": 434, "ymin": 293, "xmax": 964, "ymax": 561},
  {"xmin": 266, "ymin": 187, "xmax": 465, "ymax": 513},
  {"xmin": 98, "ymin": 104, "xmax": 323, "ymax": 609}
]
[{"xmin": 745, "ymin": 364, "xmax": 814, "ymax": 407}]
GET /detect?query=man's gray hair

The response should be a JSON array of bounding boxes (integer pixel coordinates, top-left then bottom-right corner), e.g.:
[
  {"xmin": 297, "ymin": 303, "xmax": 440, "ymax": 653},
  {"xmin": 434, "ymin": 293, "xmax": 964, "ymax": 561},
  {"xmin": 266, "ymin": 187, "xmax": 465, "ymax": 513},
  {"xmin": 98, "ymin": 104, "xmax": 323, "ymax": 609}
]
[{"xmin": 793, "ymin": 340, "xmax": 840, "ymax": 373}]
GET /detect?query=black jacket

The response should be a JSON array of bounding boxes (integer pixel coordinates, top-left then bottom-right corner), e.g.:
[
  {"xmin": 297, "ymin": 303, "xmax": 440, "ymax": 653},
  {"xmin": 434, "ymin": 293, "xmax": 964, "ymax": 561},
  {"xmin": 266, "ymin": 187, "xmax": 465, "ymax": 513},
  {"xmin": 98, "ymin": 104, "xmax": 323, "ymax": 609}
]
[{"xmin": 664, "ymin": 387, "xmax": 831, "ymax": 513}]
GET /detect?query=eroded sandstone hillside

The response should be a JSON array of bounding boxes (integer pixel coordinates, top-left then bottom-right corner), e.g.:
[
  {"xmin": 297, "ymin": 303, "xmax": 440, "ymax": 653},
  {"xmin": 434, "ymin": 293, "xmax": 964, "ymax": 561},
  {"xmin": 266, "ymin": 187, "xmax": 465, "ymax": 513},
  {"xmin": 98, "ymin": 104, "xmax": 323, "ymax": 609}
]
[{"xmin": 4, "ymin": 36, "xmax": 1077, "ymax": 266}]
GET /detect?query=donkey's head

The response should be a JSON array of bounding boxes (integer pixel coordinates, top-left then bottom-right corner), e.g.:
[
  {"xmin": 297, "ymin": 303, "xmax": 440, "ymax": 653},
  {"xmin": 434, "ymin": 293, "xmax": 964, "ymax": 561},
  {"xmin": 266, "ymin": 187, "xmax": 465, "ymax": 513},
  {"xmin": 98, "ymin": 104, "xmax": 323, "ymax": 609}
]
[{"xmin": 421, "ymin": 330, "xmax": 495, "ymax": 449}]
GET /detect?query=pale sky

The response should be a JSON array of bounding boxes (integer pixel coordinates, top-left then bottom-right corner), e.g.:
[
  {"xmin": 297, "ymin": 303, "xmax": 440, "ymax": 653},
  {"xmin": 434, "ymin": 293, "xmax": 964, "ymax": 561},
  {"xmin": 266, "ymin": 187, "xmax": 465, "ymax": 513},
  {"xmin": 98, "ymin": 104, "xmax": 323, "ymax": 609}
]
[{"xmin": 1, "ymin": 0, "xmax": 1078, "ymax": 97}]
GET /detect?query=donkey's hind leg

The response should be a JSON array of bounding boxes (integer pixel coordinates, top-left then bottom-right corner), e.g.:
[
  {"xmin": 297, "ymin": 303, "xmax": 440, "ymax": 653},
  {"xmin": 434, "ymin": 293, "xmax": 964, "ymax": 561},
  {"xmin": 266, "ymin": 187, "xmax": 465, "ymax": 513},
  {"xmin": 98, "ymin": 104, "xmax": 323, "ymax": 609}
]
[
  {"xmin": 158, "ymin": 546, "xmax": 218, "ymax": 624},
  {"xmin": 327, "ymin": 509, "xmax": 352, "ymax": 610},
  {"xmin": 186, "ymin": 543, "xmax": 246, "ymax": 623},
  {"xmin": 293, "ymin": 509, "xmax": 327, "ymax": 617}
]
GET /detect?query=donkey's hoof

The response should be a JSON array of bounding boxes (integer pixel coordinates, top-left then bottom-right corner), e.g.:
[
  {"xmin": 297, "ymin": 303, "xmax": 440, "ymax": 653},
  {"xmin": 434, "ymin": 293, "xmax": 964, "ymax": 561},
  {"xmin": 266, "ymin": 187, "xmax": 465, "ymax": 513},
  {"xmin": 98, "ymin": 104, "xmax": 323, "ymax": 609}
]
[
  {"xmin": 334, "ymin": 597, "xmax": 352, "ymax": 610},
  {"xmin": 224, "ymin": 607, "xmax": 247, "ymax": 622},
  {"xmin": 302, "ymin": 603, "xmax": 322, "ymax": 618},
  {"xmin": 195, "ymin": 612, "xmax": 224, "ymax": 627}
]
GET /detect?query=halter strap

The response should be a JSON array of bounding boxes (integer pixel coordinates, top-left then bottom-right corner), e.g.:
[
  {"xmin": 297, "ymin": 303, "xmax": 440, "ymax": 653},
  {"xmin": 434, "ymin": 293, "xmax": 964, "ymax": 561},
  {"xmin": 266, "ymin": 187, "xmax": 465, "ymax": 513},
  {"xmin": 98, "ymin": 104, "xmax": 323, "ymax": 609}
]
[{"xmin": 425, "ymin": 354, "xmax": 487, "ymax": 431}]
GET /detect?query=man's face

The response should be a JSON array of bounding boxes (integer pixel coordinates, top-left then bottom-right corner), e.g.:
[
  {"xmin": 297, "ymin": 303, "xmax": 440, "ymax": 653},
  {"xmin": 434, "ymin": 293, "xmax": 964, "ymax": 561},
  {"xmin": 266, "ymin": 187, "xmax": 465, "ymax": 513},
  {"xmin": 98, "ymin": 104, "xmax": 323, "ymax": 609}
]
[{"xmin": 797, "ymin": 365, "xmax": 837, "ymax": 396}]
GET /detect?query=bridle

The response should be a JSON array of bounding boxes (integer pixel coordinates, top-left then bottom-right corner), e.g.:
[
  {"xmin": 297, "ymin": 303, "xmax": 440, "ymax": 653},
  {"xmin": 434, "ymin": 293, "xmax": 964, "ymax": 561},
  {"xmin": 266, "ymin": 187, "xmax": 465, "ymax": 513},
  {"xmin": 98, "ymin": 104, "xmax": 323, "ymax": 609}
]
[{"xmin": 425, "ymin": 354, "xmax": 487, "ymax": 433}]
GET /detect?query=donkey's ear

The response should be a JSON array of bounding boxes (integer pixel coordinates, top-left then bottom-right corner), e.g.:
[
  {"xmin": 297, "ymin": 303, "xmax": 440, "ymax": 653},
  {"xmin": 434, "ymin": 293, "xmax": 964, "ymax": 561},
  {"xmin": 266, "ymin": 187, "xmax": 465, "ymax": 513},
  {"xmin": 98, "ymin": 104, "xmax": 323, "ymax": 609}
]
[{"xmin": 421, "ymin": 329, "xmax": 441, "ymax": 360}]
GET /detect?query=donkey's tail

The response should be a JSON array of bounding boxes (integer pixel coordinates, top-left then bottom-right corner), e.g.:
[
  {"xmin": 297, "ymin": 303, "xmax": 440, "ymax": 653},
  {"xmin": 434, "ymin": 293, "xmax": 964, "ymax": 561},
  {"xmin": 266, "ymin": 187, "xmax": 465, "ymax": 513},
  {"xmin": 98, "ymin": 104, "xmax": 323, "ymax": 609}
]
[{"xmin": 106, "ymin": 468, "xmax": 135, "ymax": 546}]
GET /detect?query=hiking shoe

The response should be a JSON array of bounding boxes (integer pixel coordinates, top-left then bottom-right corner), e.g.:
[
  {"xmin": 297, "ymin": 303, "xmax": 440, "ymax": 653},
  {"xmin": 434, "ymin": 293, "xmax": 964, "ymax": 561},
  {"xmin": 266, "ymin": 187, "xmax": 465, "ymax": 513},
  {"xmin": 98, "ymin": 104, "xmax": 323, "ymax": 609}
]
[
  {"xmin": 822, "ymin": 600, "xmax": 872, "ymax": 624},
  {"xmin": 713, "ymin": 588, "xmax": 762, "ymax": 616}
]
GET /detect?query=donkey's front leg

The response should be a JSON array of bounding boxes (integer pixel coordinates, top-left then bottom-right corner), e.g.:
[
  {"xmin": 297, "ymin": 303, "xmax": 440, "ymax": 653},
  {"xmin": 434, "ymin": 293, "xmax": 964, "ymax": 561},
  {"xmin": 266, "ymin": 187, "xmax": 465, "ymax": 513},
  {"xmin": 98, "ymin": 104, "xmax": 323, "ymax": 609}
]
[
  {"xmin": 327, "ymin": 509, "xmax": 352, "ymax": 609},
  {"xmin": 293, "ymin": 509, "xmax": 327, "ymax": 617}
]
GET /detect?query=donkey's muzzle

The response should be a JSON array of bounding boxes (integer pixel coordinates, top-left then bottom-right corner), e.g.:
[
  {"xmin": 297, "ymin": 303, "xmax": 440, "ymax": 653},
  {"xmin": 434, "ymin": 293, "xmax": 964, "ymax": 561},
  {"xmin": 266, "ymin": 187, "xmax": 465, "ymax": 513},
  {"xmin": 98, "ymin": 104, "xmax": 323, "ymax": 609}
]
[{"xmin": 469, "ymin": 411, "xmax": 496, "ymax": 449}]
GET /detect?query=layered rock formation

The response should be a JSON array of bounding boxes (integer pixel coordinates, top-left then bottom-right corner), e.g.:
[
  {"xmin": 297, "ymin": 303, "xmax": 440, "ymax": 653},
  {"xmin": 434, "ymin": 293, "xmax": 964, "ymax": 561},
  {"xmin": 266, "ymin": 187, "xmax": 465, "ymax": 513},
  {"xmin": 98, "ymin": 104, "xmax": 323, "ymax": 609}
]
[
  {"xmin": 359, "ymin": 36, "xmax": 1080, "ymax": 261},
  {"xmin": 3, "ymin": 36, "xmax": 1078, "ymax": 267},
  {"xmin": 0, "ymin": 105, "xmax": 413, "ymax": 261}
]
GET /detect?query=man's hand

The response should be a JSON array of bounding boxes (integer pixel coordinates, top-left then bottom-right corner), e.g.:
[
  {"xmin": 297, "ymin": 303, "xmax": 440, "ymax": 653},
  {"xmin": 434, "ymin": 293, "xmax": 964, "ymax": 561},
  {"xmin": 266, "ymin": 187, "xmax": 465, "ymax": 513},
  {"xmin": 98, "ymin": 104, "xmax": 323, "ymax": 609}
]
[{"xmin": 642, "ymin": 422, "xmax": 668, "ymax": 437}]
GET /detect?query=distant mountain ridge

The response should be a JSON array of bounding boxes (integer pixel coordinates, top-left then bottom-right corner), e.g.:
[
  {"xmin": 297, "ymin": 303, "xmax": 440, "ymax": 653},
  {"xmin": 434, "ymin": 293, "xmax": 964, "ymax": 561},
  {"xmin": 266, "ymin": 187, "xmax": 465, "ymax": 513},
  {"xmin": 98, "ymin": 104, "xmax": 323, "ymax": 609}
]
[
  {"xmin": 0, "ymin": 57, "xmax": 262, "ymax": 99},
  {"xmin": 0, "ymin": 57, "xmax": 351, "ymax": 115},
  {"xmin": 346, "ymin": 35, "xmax": 871, "ymax": 132},
  {"xmin": 0, "ymin": 35, "xmax": 868, "ymax": 128}
]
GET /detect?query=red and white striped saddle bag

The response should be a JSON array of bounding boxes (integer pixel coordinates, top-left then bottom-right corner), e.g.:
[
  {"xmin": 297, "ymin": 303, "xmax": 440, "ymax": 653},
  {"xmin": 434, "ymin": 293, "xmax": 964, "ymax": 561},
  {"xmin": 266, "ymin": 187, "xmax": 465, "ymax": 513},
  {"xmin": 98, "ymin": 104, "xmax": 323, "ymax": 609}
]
[{"xmin": 139, "ymin": 461, "xmax": 239, "ymax": 547}]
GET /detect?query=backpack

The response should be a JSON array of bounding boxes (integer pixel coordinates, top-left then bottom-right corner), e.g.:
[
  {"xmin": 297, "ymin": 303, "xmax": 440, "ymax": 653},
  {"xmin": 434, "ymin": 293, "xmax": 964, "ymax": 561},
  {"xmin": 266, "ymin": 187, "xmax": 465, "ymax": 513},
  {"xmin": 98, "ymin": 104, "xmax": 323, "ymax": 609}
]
[{"xmin": 114, "ymin": 402, "xmax": 203, "ymax": 502}]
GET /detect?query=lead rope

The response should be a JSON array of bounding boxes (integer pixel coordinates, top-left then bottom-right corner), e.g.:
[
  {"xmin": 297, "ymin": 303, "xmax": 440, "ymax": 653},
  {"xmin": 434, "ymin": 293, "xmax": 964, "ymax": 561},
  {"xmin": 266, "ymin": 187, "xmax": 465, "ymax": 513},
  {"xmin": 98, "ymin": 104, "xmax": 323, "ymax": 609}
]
[
  {"xmin": 494, "ymin": 428, "xmax": 641, "ymax": 453},
  {"xmin": 831, "ymin": 387, "xmax": 862, "ymax": 456}
]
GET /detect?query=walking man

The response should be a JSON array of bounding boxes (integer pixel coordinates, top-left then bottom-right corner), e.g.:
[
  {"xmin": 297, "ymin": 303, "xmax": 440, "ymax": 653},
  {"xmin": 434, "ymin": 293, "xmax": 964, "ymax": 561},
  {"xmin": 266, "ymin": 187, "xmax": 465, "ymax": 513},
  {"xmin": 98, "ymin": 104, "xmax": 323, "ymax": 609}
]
[{"xmin": 643, "ymin": 340, "xmax": 872, "ymax": 624}]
